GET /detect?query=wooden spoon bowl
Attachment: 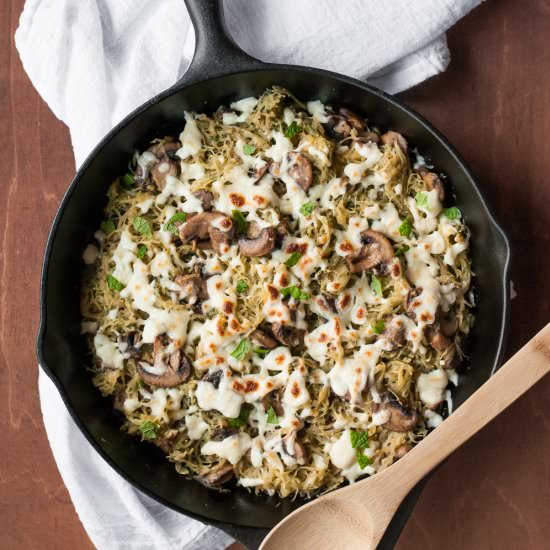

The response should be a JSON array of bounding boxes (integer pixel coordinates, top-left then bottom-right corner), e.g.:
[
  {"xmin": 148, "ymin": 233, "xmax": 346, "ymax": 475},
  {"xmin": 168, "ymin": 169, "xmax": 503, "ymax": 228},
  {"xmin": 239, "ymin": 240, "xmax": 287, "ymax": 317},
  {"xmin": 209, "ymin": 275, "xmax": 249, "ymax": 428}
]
[{"xmin": 261, "ymin": 323, "xmax": 550, "ymax": 550}]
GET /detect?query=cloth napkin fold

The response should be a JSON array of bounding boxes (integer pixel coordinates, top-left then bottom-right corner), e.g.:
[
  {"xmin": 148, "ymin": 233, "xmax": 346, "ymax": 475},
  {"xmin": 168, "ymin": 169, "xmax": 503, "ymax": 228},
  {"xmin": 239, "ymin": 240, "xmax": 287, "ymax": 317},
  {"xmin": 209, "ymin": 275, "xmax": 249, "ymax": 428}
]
[{"xmin": 16, "ymin": 0, "xmax": 483, "ymax": 548}]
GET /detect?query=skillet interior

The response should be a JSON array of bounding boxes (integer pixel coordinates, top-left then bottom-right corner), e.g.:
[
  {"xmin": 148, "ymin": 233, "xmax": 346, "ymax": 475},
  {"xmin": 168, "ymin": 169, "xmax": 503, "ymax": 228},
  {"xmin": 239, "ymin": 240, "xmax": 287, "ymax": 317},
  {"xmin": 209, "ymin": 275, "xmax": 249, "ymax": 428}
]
[{"xmin": 38, "ymin": 68, "xmax": 510, "ymax": 540}]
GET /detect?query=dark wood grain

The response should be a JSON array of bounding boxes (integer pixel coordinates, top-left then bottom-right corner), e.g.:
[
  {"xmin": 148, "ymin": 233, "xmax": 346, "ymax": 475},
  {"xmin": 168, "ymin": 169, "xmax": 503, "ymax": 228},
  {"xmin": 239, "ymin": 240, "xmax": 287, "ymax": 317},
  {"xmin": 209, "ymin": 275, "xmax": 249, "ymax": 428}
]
[{"xmin": 1, "ymin": 0, "xmax": 549, "ymax": 549}]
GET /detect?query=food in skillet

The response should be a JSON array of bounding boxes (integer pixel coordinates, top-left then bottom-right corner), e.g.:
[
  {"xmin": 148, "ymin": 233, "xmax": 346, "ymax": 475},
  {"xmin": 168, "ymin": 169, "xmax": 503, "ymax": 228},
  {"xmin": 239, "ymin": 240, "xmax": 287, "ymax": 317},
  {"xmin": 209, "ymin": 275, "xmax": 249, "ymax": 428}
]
[{"xmin": 81, "ymin": 87, "xmax": 473, "ymax": 497}]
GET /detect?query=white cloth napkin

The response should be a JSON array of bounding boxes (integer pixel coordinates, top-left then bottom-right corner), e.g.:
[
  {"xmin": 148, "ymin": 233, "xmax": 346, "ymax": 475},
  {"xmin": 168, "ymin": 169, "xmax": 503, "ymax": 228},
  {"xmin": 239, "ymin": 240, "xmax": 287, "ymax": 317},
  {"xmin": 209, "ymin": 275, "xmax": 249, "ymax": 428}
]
[{"xmin": 16, "ymin": 0, "xmax": 483, "ymax": 548}]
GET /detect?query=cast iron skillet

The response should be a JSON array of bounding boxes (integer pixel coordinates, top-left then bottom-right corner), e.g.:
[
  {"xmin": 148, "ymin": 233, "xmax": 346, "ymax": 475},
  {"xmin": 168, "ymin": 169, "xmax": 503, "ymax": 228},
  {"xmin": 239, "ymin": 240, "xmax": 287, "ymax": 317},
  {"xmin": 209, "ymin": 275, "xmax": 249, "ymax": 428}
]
[{"xmin": 37, "ymin": 0, "xmax": 511, "ymax": 548}]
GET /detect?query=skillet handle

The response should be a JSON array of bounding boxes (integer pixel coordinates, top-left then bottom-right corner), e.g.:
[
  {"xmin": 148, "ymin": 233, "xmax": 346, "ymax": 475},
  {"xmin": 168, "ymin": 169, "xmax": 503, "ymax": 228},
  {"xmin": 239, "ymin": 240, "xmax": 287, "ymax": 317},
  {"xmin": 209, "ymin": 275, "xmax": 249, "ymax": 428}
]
[{"xmin": 179, "ymin": 0, "xmax": 265, "ymax": 87}]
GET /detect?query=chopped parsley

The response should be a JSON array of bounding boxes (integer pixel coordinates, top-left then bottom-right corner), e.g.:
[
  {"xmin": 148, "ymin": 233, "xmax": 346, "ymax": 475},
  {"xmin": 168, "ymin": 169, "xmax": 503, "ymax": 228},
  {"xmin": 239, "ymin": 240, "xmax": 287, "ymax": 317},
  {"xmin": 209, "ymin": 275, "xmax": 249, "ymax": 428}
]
[
  {"xmin": 228, "ymin": 407, "xmax": 251, "ymax": 428},
  {"xmin": 280, "ymin": 286, "xmax": 309, "ymax": 301},
  {"xmin": 236, "ymin": 279, "xmax": 249, "ymax": 294},
  {"xmin": 284, "ymin": 120, "xmax": 302, "ymax": 138},
  {"xmin": 120, "ymin": 173, "xmax": 135, "ymax": 189},
  {"xmin": 163, "ymin": 212, "xmax": 187, "ymax": 234},
  {"xmin": 299, "ymin": 201, "xmax": 316, "ymax": 217},
  {"xmin": 106, "ymin": 275, "xmax": 124, "ymax": 292},
  {"xmin": 356, "ymin": 451, "xmax": 373, "ymax": 469},
  {"xmin": 350, "ymin": 430, "xmax": 370, "ymax": 450},
  {"xmin": 372, "ymin": 320, "xmax": 385, "ymax": 335},
  {"xmin": 284, "ymin": 252, "xmax": 302, "ymax": 267},
  {"xmin": 139, "ymin": 421, "xmax": 158, "ymax": 439},
  {"xmin": 266, "ymin": 406, "xmax": 279, "ymax": 425},
  {"xmin": 242, "ymin": 143, "xmax": 256, "ymax": 155},
  {"xmin": 415, "ymin": 192, "xmax": 429, "ymax": 208},
  {"xmin": 398, "ymin": 217, "xmax": 412, "ymax": 237},
  {"xmin": 136, "ymin": 244, "xmax": 147, "ymax": 259},
  {"xmin": 133, "ymin": 216, "xmax": 152, "ymax": 237},
  {"xmin": 232, "ymin": 209, "xmax": 248, "ymax": 233},
  {"xmin": 370, "ymin": 275, "xmax": 382, "ymax": 296},
  {"xmin": 395, "ymin": 244, "xmax": 410, "ymax": 257},
  {"xmin": 230, "ymin": 339, "xmax": 250, "ymax": 360},
  {"xmin": 444, "ymin": 206, "xmax": 461, "ymax": 220}
]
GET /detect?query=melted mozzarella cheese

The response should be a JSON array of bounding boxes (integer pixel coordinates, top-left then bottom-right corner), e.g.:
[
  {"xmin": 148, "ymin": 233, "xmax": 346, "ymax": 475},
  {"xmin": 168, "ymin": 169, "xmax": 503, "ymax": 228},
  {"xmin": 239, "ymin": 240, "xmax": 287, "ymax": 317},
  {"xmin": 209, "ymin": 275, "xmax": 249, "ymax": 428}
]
[
  {"xmin": 93, "ymin": 333, "xmax": 126, "ymax": 369},
  {"xmin": 201, "ymin": 433, "xmax": 252, "ymax": 464},
  {"xmin": 304, "ymin": 317, "xmax": 342, "ymax": 364},
  {"xmin": 177, "ymin": 112, "xmax": 202, "ymax": 159},
  {"xmin": 112, "ymin": 231, "xmax": 137, "ymax": 284},
  {"xmin": 195, "ymin": 379, "xmax": 244, "ymax": 418},
  {"xmin": 306, "ymin": 100, "xmax": 329, "ymax": 123},
  {"xmin": 222, "ymin": 97, "xmax": 258, "ymax": 125},
  {"xmin": 265, "ymin": 131, "xmax": 293, "ymax": 163},
  {"xmin": 369, "ymin": 202, "xmax": 405, "ymax": 242},
  {"xmin": 417, "ymin": 369, "xmax": 448, "ymax": 409},
  {"xmin": 283, "ymin": 368, "xmax": 310, "ymax": 409},
  {"xmin": 185, "ymin": 414, "xmax": 209, "ymax": 440},
  {"xmin": 319, "ymin": 177, "xmax": 348, "ymax": 209}
]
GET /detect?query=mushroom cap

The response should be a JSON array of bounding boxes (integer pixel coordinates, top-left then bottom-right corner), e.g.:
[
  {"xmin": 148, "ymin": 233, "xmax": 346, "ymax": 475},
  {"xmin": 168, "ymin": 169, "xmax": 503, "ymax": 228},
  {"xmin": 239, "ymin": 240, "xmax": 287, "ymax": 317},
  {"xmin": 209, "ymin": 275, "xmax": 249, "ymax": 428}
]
[
  {"xmin": 179, "ymin": 211, "xmax": 234, "ymax": 252},
  {"xmin": 338, "ymin": 108, "xmax": 366, "ymax": 132},
  {"xmin": 250, "ymin": 329, "xmax": 278, "ymax": 350},
  {"xmin": 376, "ymin": 392, "xmax": 419, "ymax": 432},
  {"xmin": 383, "ymin": 323, "xmax": 406, "ymax": 347},
  {"xmin": 145, "ymin": 141, "xmax": 181, "ymax": 190},
  {"xmin": 381, "ymin": 131, "xmax": 408, "ymax": 153},
  {"xmin": 417, "ymin": 167, "xmax": 445, "ymax": 202},
  {"xmin": 261, "ymin": 388, "xmax": 285, "ymax": 417},
  {"xmin": 238, "ymin": 224, "xmax": 276, "ymax": 257},
  {"xmin": 286, "ymin": 152, "xmax": 313, "ymax": 191},
  {"xmin": 194, "ymin": 189, "xmax": 215, "ymax": 211},
  {"xmin": 175, "ymin": 273, "xmax": 208, "ymax": 306},
  {"xmin": 346, "ymin": 230, "xmax": 394, "ymax": 274},
  {"xmin": 427, "ymin": 328, "xmax": 453, "ymax": 351},
  {"xmin": 404, "ymin": 287, "xmax": 423, "ymax": 321},
  {"xmin": 137, "ymin": 335, "xmax": 192, "ymax": 388},
  {"xmin": 202, "ymin": 369, "xmax": 223, "ymax": 389},
  {"xmin": 282, "ymin": 430, "xmax": 307, "ymax": 465},
  {"xmin": 199, "ymin": 461, "xmax": 234, "ymax": 486},
  {"xmin": 271, "ymin": 322, "xmax": 306, "ymax": 349}
]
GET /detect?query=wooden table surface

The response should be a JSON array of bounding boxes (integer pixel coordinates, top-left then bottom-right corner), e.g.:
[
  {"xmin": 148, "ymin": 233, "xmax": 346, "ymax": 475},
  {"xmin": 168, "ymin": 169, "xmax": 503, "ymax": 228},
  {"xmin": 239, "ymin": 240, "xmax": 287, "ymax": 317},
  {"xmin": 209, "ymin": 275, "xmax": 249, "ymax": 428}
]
[{"xmin": 2, "ymin": 0, "xmax": 550, "ymax": 548}]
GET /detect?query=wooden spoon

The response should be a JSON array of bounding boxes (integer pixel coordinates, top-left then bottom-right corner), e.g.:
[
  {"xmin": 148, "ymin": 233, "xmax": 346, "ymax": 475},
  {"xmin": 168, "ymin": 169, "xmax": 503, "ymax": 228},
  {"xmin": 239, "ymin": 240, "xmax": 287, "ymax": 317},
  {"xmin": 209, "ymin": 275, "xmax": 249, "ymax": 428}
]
[{"xmin": 260, "ymin": 322, "xmax": 550, "ymax": 550}]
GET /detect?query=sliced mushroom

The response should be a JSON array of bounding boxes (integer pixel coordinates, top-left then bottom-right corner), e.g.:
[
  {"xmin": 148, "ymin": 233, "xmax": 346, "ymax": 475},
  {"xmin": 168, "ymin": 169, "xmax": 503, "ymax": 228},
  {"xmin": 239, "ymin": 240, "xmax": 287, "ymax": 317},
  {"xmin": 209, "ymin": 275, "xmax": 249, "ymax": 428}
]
[
  {"xmin": 282, "ymin": 431, "xmax": 307, "ymax": 465},
  {"xmin": 212, "ymin": 424, "xmax": 238, "ymax": 441},
  {"xmin": 325, "ymin": 108, "xmax": 366, "ymax": 140},
  {"xmin": 175, "ymin": 273, "xmax": 208, "ymax": 306},
  {"xmin": 428, "ymin": 329, "xmax": 452, "ymax": 351},
  {"xmin": 338, "ymin": 108, "xmax": 366, "ymax": 132},
  {"xmin": 357, "ymin": 130, "xmax": 381, "ymax": 144},
  {"xmin": 250, "ymin": 329, "xmax": 278, "ymax": 350},
  {"xmin": 404, "ymin": 287, "xmax": 423, "ymax": 320},
  {"xmin": 346, "ymin": 230, "xmax": 394, "ymax": 274},
  {"xmin": 442, "ymin": 343, "xmax": 461, "ymax": 370},
  {"xmin": 238, "ymin": 222, "xmax": 276, "ymax": 257},
  {"xmin": 200, "ymin": 461, "xmax": 234, "ymax": 486},
  {"xmin": 286, "ymin": 152, "xmax": 313, "ymax": 191},
  {"xmin": 202, "ymin": 369, "xmax": 223, "ymax": 389},
  {"xmin": 137, "ymin": 335, "xmax": 192, "ymax": 388},
  {"xmin": 143, "ymin": 141, "xmax": 181, "ymax": 190},
  {"xmin": 119, "ymin": 331, "xmax": 142, "ymax": 358},
  {"xmin": 194, "ymin": 189, "xmax": 215, "ymax": 211},
  {"xmin": 384, "ymin": 323, "xmax": 406, "ymax": 347},
  {"xmin": 395, "ymin": 443, "xmax": 412, "ymax": 460},
  {"xmin": 271, "ymin": 322, "xmax": 306, "ymax": 349},
  {"xmin": 438, "ymin": 310, "xmax": 459, "ymax": 338},
  {"xmin": 261, "ymin": 389, "xmax": 285, "ymax": 417},
  {"xmin": 179, "ymin": 211, "xmax": 234, "ymax": 253},
  {"xmin": 375, "ymin": 392, "xmax": 419, "ymax": 432},
  {"xmin": 417, "ymin": 167, "xmax": 445, "ymax": 202},
  {"xmin": 381, "ymin": 131, "xmax": 408, "ymax": 153},
  {"xmin": 251, "ymin": 163, "xmax": 269, "ymax": 184}
]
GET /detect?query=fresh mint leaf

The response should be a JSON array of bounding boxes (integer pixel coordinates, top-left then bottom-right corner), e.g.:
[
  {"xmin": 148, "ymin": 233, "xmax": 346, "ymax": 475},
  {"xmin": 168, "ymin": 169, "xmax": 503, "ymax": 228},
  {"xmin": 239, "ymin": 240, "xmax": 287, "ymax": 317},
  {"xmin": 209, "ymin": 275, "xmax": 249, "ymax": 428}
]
[
  {"xmin": 372, "ymin": 320, "xmax": 385, "ymax": 335},
  {"xmin": 444, "ymin": 206, "xmax": 461, "ymax": 220},
  {"xmin": 350, "ymin": 429, "xmax": 370, "ymax": 450},
  {"xmin": 266, "ymin": 406, "xmax": 279, "ymax": 425},
  {"xmin": 232, "ymin": 210, "xmax": 248, "ymax": 233},
  {"xmin": 280, "ymin": 286, "xmax": 309, "ymax": 301},
  {"xmin": 107, "ymin": 275, "xmax": 124, "ymax": 292},
  {"xmin": 236, "ymin": 279, "xmax": 249, "ymax": 294},
  {"xmin": 415, "ymin": 192, "xmax": 429, "ymax": 208},
  {"xmin": 284, "ymin": 120, "xmax": 302, "ymax": 139},
  {"xmin": 242, "ymin": 143, "xmax": 256, "ymax": 155},
  {"xmin": 284, "ymin": 252, "xmax": 302, "ymax": 267},
  {"xmin": 395, "ymin": 244, "xmax": 410, "ymax": 257},
  {"xmin": 120, "ymin": 173, "xmax": 135, "ymax": 189},
  {"xmin": 356, "ymin": 450, "xmax": 373, "ymax": 469},
  {"xmin": 136, "ymin": 244, "xmax": 147, "ymax": 259},
  {"xmin": 163, "ymin": 212, "xmax": 187, "ymax": 234},
  {"xmin": 100, "ymin": 220, "xmax": 116, "ymax": 234},
  {"xmin": 299, "ymin": 201, "xmax": 316, "ymax": 217},
  {"xmin": 133, "ymin": 216, "xmax": 152, "ymax": 237},
  {"xmin": 139, "ymin": 420, "xmax": 158, "ymax": 439},
  {"xmin": 370, "ymin": 275, "xmax": 382, "ymax": 297},
  {"xmin": 398, "ymin": 217, "xmax": 412, "ymax": 237},
  {"xmin": 230, "ymin": 339, "xmax": 251, "ymax": 361}
]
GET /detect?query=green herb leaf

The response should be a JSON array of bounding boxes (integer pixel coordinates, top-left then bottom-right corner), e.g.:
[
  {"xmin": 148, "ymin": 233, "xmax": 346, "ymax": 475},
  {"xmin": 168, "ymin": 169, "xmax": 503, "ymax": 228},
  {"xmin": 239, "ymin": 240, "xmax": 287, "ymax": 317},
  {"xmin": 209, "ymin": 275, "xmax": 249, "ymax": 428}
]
[
  {"xmin": 163, "ymin": 212, "xmax": 187, "ymax": 234},
  {"xmin": 139, "ymin": 420, "xmax": 158, "ymax": 439},
  {"xmin": 398, "ymin": 217, "xmax": 412, "ymax": 237},
  {"xmin": 284, "ymin": 252, "xmax": 302, "ymax": 267},
  {"xmin": 284, "ymin": 120, "xmax": 302, "ymax": 139},
  {"xmin": 415, "ymin": 192, "xmax": 429, "ymax": 208},
  {"xmin": 137, "ymin": 244, "xmax": 147, "ymax": 259},
  {"xmin": 242, "ymin": 143, "xmax": 256, "ymax": 155},
  {"xmin": 230, "ymin": 339, "xmax": 251, "ymax": 361},
  {"xmin": 133, "ymin": 216, "xmax": 152, "ymax": 237},
  {"xmin": 227, "ymin": 407, "xmax": 251, "ymax": 428},
  {"xmin": 356, "ymin": 450, "xmax": 373, "ymax": 469},
  {"xmin": 100, "ymin": 220, "xmax": 116, "ymax": 234},
  {"xmin": 120, "ymin": 173, "xmax": 135, "ymax": 189},
  {"xmin": 232, "ymin": 210, "xmax": 248, "ymax": 233},
  {"xmin": 372, "ymin": 320, "xmax": 385, "ymax": 335},
  {"xmin": 280, "ymin": 286, "xmax": 309, "ymax": 301},
  {"xmin": 394, "ymin": 244, "xmax": 410, "ymax": 257},
  {"xmin": 350, "ymin": 429, "xmax": 370, "ymax": 450},
  {"xmin": 444, "ymin": 206, "xmax": 461, "ymax": 220},
  {"xmin": 236, "ymin": 279, "xmax": 249, "ymax": 294},
  {"xmin": 299, "ymin": 201, "xmax": 316, "ymax": 217},
  {"xmin": 370, "ymin": 275, "xmax": 382, "ymax": 297},
  {"xmin": 266, "ymin": 406, "xmax": 279, "ymax": 425},
  {"xmin": 254, "ymin": 347, "xmax": 271, "ymax": 357},
  {"xmin": 106, "ymin": 275, "xmax": 124, "ymax": 292}
]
